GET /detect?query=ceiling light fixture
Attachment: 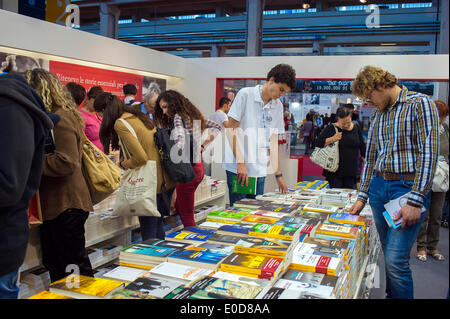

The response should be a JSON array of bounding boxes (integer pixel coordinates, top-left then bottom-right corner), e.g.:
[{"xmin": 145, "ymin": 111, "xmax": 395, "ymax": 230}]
[
  {"xmin": 360, "ymin": 0, "xmax": 368, "ymax": 3},
  {"xmin": 302, "ymin": 1, "xmax": 311, "ymax": 9}
]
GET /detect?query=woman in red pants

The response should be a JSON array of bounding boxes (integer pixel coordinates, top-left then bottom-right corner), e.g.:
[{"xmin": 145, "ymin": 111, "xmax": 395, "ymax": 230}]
[{"xmin": 154, "ymin": 90, "xmax": 221, "ymax": 227}]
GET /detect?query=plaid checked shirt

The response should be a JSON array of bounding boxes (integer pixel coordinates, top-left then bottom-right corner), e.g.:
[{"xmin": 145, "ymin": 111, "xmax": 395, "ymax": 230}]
[
  {"xmin": 172, "ymin": 113, "xmax": 221, "ymax": 151},
  {"xmin": 358, "ymin": 85, "xmax": 439, "ymax": 207}
]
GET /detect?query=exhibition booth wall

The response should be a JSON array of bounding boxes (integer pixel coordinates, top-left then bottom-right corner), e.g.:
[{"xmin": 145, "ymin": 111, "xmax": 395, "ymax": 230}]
[{"xmin": 1, "ymin": 9, "xmax": 449, "ymax": 196}]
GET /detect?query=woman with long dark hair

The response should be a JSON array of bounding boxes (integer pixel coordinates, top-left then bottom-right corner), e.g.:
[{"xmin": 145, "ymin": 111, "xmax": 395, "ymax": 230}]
[
  {"xmin": 154, "ymin": 90, "xmax": 221, "ymax": 227},
  {"xmin": 315, "ymin": 107, "xmax": 366, "ymax": 189},
  {"xmin": 97, "ymin": 92, "xmax": 176, "ymax": 240}
]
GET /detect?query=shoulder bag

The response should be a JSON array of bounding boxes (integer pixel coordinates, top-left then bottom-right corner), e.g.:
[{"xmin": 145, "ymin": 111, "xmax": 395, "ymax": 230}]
[
  {"xmin": 81, "ymin": 133, "xmax": 122, "ymax": 205},
  {"xmin": 310, "ymin": 124, "xmax": 339, "ymax": 173},
  {"xmin": 112, "ymin": 118, "xmax": 160, "ymax": 217},
  {"xmin": 154, "ymin": 119, "xmax": 195, "ymax": 184}
]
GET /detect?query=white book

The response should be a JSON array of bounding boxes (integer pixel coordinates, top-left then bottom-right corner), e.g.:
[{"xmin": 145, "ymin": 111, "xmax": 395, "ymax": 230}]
[
  {"xmin": 197, "ymin": 221, "xmax": 230, "ymax": 229},
  {"xmin": 273, "ymin": 279, "xmax": 335, "ymax": 299},
  {"xmin": 211, "ymin": 271, "xmax": 271, "ymax": 288},
  {"xmin": 148, "ymin": 262, "xmax": 213, "ymax": 284},
  {"xmin": 103, "ymin": 266, "xmax": 148, "ymax": 283}
]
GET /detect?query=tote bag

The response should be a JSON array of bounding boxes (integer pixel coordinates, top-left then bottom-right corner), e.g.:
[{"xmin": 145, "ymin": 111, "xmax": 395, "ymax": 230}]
[
  {"xmin": 310, "ymin": 124, "xmax": 339, "ymax": 173},
  {"xmin": 112, "ymin": 118, "xmax": 160, "ymax": 217},
  {"xmin": 432, "ymin": 156, "xmax": 449, "ymax": 192},
  {"xmin": 81, "ymin": 133, "xmax": 122, "ymax": 205}
]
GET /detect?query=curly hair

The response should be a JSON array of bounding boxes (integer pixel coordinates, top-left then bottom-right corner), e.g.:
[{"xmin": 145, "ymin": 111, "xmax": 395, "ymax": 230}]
[
  {"xmin": 267, "ymin": 64, "xmax": 297, "ymax": 90},
  {"xmin": 154, "ymin": 90, "xmax": 206, "ymax": 131},
  {"xmin": 24, "ymin": 68, "xmax": 84, "ymax": 127},
  {"xmin": 435, "ymin": 100, "xmax": 449, "ymax": 118},
  {"xmin": 352, "ymin": 65, "xmax": 398, "ymax": 99}
]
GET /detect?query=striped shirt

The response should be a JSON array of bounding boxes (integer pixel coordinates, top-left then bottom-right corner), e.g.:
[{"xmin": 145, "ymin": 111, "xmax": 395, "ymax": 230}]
[
  {"xmin": 171, "ymin": 113, "xmax": 221, "ymax": 157},
  {"xmin": 358, "ymin": 85, "xmax": 439, "ymax": 207}
]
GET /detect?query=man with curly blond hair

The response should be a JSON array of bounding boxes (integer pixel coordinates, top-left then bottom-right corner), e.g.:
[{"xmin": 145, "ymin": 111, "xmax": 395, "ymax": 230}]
[{"xmin": 349, "ymin": 66, "xmax": 439, "ymax": 299}]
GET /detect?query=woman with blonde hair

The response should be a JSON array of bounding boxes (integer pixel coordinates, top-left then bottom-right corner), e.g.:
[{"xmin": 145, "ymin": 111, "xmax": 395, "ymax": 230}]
[{"xmin": 24, "ymin": 69, "xmax": 94, "ymax": 282}]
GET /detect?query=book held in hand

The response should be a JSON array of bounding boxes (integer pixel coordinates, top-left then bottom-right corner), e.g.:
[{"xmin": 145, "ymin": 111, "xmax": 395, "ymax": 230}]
[
  {"xmin": 231, "ymin": 175, "xmax": 257, "ymax": 195},
  {"xmin": 382, "ymin": 193, "xmax": 427, "ymax": 228}
]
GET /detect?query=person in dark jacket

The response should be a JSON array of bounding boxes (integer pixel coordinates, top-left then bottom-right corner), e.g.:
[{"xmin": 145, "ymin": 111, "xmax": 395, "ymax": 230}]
[
  {"xmin": 0, "ymin": 72, "xmax": 54, "ymax": 298},
  {"xmin": 315, "ymin": 107, "xmax": 366, "ymax": 189}
]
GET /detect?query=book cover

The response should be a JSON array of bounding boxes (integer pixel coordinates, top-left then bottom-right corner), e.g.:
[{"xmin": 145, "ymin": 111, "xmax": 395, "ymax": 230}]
[
  {"xmin": 217, "ymin": 223, "xmax": 254, "ymax": 236},
  {"xmin": 302, "ymin": 237, "xmax": 351, "ymax": 257},
  {"xmin": 167, "ymin": 249, "xmax": 228, "ymax": 269},
  {"xmin": 141, "ymin": 238, "xmax": 193, "ymax": 250},
  {"xmin": 121, "ymin": 244, "xmax": 179, "ymax": 258},
  {"xmin": 188, "ymin": 276, "xmax": 263, "ymax": 299},
  {"xmin": 383, "ymin": 193, "xmax": 427, "ymax": 228},
  {"xmin": 182, "ymin": 226, "xmax": 217, "ymax": 235},
  {"xmin": 103, "ymin": 266, "xmax": 149, "ymax": 283},
  {"xmin": 165, "ymin": 231, "xmax": 212, "ymax": 242},
  {"xmin": 234, "ymin": 237, "xmax": 292, "ymax": 258},
  {"xmin": 163, "ymin": 287, "xmax": 199, "ymax": 299},
  {"xmin": 231, "ymin": 175, "xmax": 257, "ymax": 195},
  {"xmin": 232, "ymin": 198, "xmax": 268, "ymax": 209},
  {"xmin": 207, "ymin": 210, "xmax": 250, "ymax": 221},
  {"xmin": 251, "ymin": 210, "xmax": 289, "ymax": 218},
  {"xmin": 28, "ymin": 290, "xmax": 73, "ymax": 299},
  {"xmin": 197, "ymin": 221, "xmax": 230, "ymax": 229},
  {"xmin": 212, "ymin": 271, "xmax": 271, "ymax": 288},
  {"xmin": 197, "ymin": 243, "xmax": 235, "ymax": 256},
  {"xmin": 273, "ymin": 279, "xmax": 335, "ymax": 299},
  {"xmin": 241, "ymin": 215, "xmax": 279, "ymax": 224},
  {"xmin": 149, "ymin": 262, "xmax": 212, "ymax": 284},
  {"xmin": 219, "ymin": 253, "xmax": 283, "ymax": 278},
  {"xmin": 299, "ymin": 210, "xmax": 330, "ymax": 221},
  {"xmin": 282, "ymin": 269, "xmax": 339, "ymax": 287},
  {"xmin": 206, "ymin": 234, "xmax": 244, "ymax": 245},
  {"xmin": 49, "ymin": 275, "xmax": 125, "ymax": 299},
  {"xmin": 289, "ymin": 254, "xmax": 343, "ymax": 276},
  {"xmin": 109, "ymin": 275, "xmax": 184, "ymax": 299},
  {"xmin": 328, "ymin": 213, "xmax": 367, "ymax": 227},
  {"xmin": 303, "ymin": 203, "xmax": 339, "ymax": 213},
  {"xmin": 248, "ymin": 223, "xmax": 299, "ymax": 241},
  {"xmin": 293, "ymin": 242, "xmax": 344, "ymax": 259},
  {"xmin": 314, "ymin": 223, "xmax": 359, "ymax": 239}
]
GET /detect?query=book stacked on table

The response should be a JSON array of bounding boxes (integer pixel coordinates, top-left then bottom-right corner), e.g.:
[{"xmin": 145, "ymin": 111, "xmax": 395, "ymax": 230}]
[{"xmin": 219, "ymin": 253, "xmax": 285, "ymax": 281}]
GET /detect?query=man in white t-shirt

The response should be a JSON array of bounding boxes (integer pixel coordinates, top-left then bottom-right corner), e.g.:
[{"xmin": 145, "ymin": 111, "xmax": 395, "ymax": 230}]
[
  {"xmin": 209, "ymin": 97, "xmax": 231, "ymax": 129},
  {"xmin": 223, "ymin": 64, "xmax": 297, "ymax": 206}
]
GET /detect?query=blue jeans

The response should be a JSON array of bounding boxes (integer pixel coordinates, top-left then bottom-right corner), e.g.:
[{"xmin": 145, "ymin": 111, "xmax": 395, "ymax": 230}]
[
  {"xmin": 368, "ymin": 175, "xmax": 431, "ymax": 299},
  {"xmin": 0, "ymin": 270, "xmax": 19, "ymax": 299},
  {"xmin": 226, "ymin": 171, "xmax": 265, "ymax": 207}
]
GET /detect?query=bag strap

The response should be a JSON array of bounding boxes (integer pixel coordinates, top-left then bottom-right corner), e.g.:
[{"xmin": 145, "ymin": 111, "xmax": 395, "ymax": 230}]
[{"xmin": 117, "ymin": 118, "xmax": 138, "ymax": 161}]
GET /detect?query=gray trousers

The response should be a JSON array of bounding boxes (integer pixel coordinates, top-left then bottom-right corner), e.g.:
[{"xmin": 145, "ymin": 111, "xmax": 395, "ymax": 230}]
[{"xmin": 416, "ymin": 191, "xmax": 446, "ymax": 251}]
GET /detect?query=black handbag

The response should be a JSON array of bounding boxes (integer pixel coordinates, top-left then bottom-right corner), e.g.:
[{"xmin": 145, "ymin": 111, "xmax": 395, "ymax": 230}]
[{"xmin": 154, "ymin": 126, "xmax": 196, "ymax": 184}]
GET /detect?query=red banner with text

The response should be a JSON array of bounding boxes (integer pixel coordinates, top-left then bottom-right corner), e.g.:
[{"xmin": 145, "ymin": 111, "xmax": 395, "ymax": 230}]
[{"xmin": 49, "ymin": 60, "xmax": 143, "ymax": 103}]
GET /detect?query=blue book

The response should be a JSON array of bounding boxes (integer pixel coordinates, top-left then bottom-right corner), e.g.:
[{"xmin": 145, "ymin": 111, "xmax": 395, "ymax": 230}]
[
  {"xmin": 121, "ymin": 244, "xmax": 179, "ymax": 259},
  {"xmin": 217, "ymin": 223, "xmax": 253, "ymax": 236},
  {"xmin": 165, "ymin": 231, "xmax": 212, "ymax": 243},
  {"xmin": 382, "ymin": 211, "xmax": 402, "ymax": 229},
  {"xmin": 183, "ymin": 226, "xmax": 217, "ymax": 235}
]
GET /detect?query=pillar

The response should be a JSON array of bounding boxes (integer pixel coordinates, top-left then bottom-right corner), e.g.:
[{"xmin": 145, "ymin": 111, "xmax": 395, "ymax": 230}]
[{"xmin": 245, "ymin": 0, "xmax": 264, "ymax": 56}]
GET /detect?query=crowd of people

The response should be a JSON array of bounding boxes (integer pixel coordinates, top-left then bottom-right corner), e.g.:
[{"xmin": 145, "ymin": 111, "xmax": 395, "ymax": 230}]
[{"xmin": 0, "ymin": 63, "xmax": 448, "ymax": 300}]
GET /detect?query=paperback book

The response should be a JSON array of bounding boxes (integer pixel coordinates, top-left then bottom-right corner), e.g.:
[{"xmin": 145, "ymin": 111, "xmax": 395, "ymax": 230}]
[
  {"xmin": 119, "ymin": 244, "xmax": 180, "ymax": 268},
  {"xmin": 248, "ymin": 223, "xmax": 300, "ymax": 241},
  {"xmin": 216, "ymin": 223, "xmax": 255, "ymax": 237},
  {"xmin": 234, "ymin": 237, "xmax": 293, "ymax": 258},
  {"xmin": 206, "ymin": 210, "xmax": 250, "ymax": 222},
  {"xmin": 231, "ymin": 175, "xmax": 257, "ymax": 195},
  {"xmin": 240, "ymin": 215, "xmax": 279, "ymax": 225},
  {"xmin": 282, "ymin": 269, "xmax": 339, "ymax": 288},
  {"xmin": 148, "ymin": 262, "xmax": 213, "ymax": 284},
  {"xmin": 289, "ymin": 253, "xmax": 344, "ymax": 276},
  {"xmin": 219, "ymin": 253, "xmax": 284, "ymax": 279},
  {"xmin": 272, "ymin": 279, "xmax": 335, "ymax": 299},
  {"xmin": 383, "ymin": 193, "xmax": 427, "ymax": 228},
  {"xmin": 303, "ymin": 203, "xmax": 339, "ymax": 214},
  {"xmin": 141, "ymin": 238, "xmax": 193, "ymax": 250},
  {"xmin": 188, "ymin": 276, "xmax": 263, "ymax": 299},
  {"xmin": 328, "ymin": 212, "xmax": 367, "ymax": 227},
  {"xmin": 167, "ymin": 249, "xmax": 229, "ymax": 270},
  {"xmin": 197, "ymin": 243, "xmax": 235, "ymax": 256},
  {"xmin": 182, "ymin": 226, "xmax": 217, "ymax": 235},
  {"xmin": 109, "ymin": 274, "xmax": 184, "ymax": 299},
  {"xmin": 206, "ymin": 234, "xmax": 246, "ymax": 246},
  {"xmin": 102, "ymin": 266, "xmax": 149, "ymax": 283},
  {"xmin": 165, "ymin": 231, "xmax": 212, "ymax": 243},
  {"xmin": 314, "ymin": 223, "xmax": 359, "ymax": 239},
  {"xmin": 292, "ymin": 241, "xmax": 345, "ymax": 259},
  {"xmin": 48, "ymin": 275, "xmax": 125, "ymax": 299}
]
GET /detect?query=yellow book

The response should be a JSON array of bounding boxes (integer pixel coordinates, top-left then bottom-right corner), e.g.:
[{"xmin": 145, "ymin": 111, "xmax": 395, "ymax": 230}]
[
  {"xmin": 314, "ymin": 223, "xmax": 359, "ymax": 239},
  {"xmin": 28, "ymin": 290, "xmax": 72, "ymax": 299},
  {"xmin": 206, "ymin": 217, "xmax": 239, "ymax": 224},
  {"xmin": 119, "ymin": 262, "xmax": 154, "ymax": 270},
  {"xmin": 48, "ymin": 275, "xmax": 126, "ymax": 299},
  {"xmin": 248, "ymin": 224, "xmax": 299, "ymax": 241}
]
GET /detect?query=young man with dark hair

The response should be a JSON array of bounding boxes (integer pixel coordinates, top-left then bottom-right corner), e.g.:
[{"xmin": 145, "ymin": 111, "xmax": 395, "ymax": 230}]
[
  {"xmin": 209, "ymin": 97, "xmax": 231, "ymax": 129},
  {"xmin": 65, "ymin": 82, "xmax": 86, "ymax": 107},
  {"xmin": 123, "ymin": 83, "xmax": 140, "ymax": 106},
  {"xmin": 349, "ymin": 65, "xmax": 439, "ymax": 299},
  {"xmin": 223, "ymin": 64, "xmax": 296, "ymax": 205}
]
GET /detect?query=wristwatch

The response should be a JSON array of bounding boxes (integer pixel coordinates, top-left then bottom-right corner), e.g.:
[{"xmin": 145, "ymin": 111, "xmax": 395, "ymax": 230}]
[{"xmin": 275, "ymin": 173, "xmax": 283, "ymax": 179}]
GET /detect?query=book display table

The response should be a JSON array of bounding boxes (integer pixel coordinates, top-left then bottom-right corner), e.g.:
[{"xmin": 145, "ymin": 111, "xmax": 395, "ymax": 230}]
[{"xmin": 24, "ymin": 180, "xmax": 381, "ymax": 300}]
